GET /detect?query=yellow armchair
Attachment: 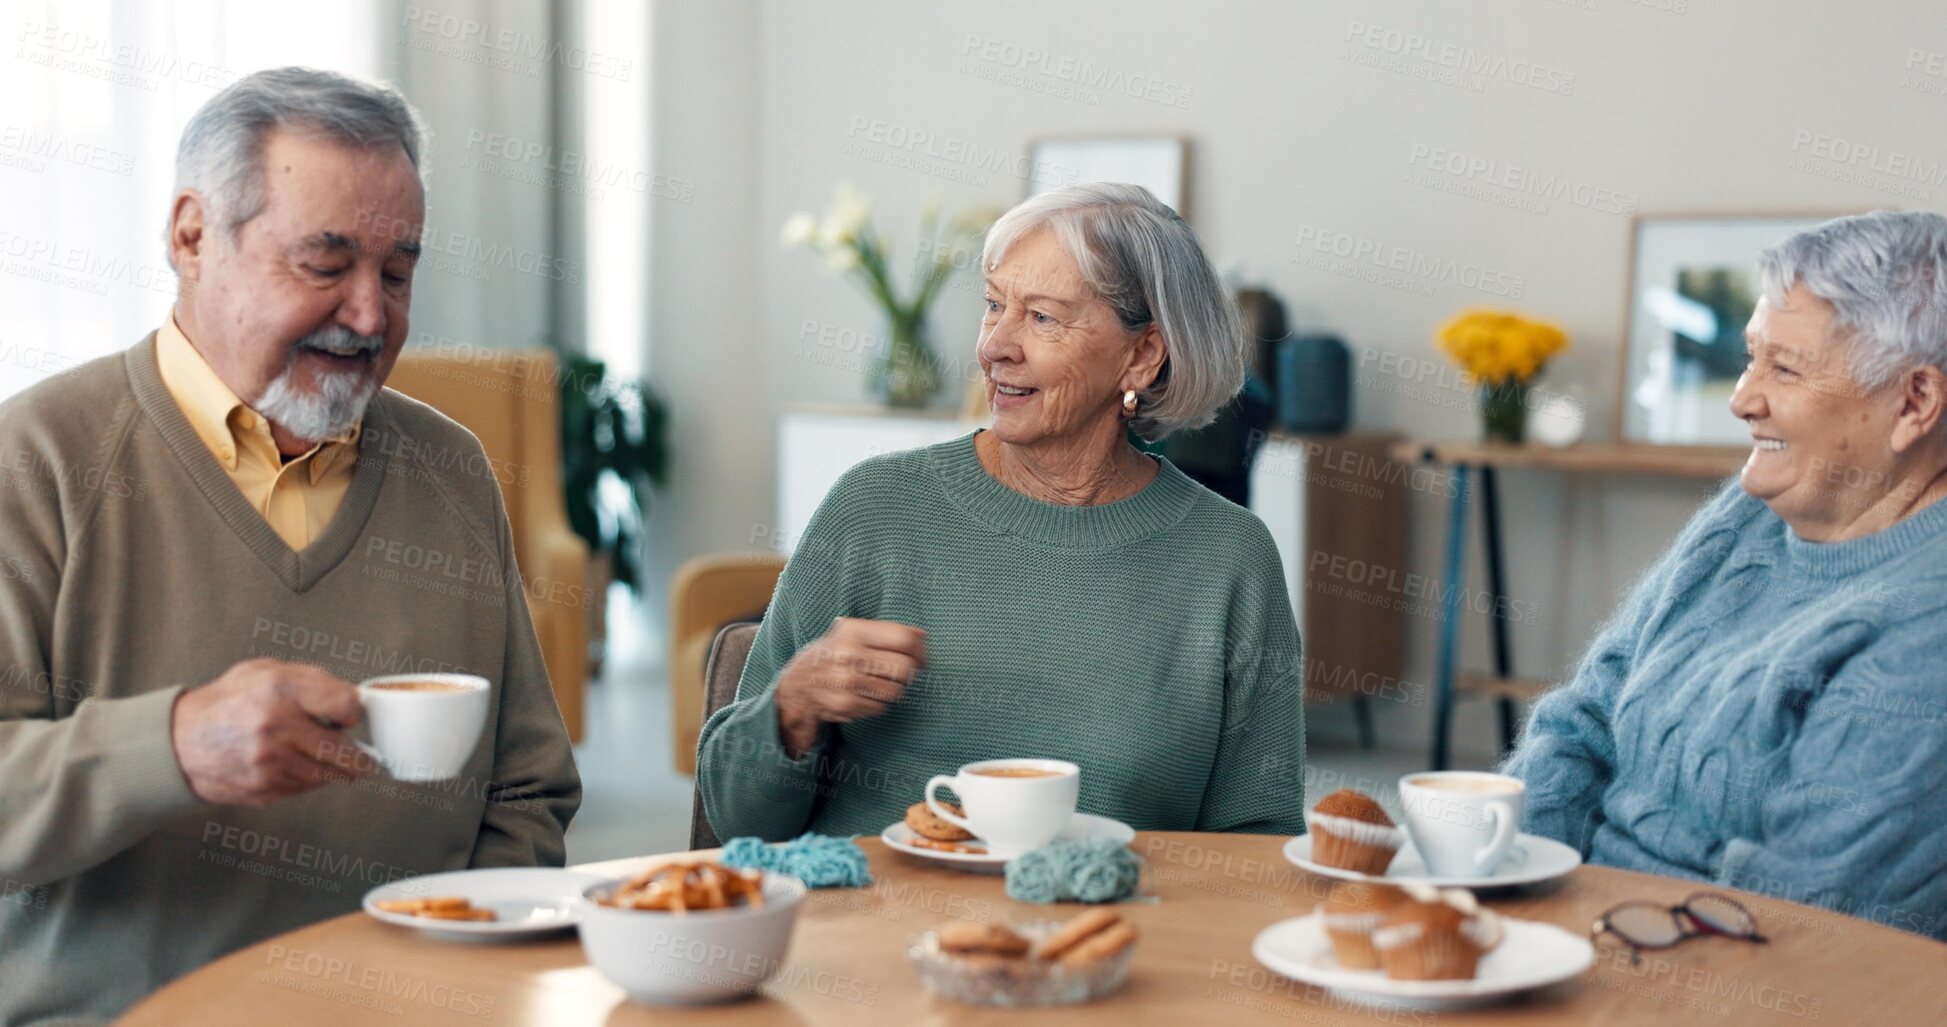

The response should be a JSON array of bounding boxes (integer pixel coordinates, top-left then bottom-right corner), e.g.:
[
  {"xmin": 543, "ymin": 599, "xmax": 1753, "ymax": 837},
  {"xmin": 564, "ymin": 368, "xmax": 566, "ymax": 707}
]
[
  {"xmin": 383, "ymin": 349, "xmax": 590, "ymax": 742},
  {"xmin": 669, "ymin": 554, "xmax": 785, "ymax": 774}
]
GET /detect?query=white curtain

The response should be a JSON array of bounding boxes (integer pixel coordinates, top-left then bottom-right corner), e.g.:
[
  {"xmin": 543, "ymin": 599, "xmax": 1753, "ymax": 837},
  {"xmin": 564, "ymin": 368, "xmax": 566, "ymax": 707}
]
[
  {"xmin": 0, "ymin": 0, "xmax": 635, "ymax": 403},
  {"xmin": 0, "ymin": 0, "xmax": 382, "ymax": 402}
]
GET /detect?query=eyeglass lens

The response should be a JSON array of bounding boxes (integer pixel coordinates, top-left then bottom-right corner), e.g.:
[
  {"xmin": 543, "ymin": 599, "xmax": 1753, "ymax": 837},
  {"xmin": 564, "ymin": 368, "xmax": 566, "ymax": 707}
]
[
  {"xmin": 1685, "ymin": 894, "xmax": 1757, "ymax": 936},
  {"xmin": 1605, "ymin": 903, "xmax": 1683, "ymax": 946}
]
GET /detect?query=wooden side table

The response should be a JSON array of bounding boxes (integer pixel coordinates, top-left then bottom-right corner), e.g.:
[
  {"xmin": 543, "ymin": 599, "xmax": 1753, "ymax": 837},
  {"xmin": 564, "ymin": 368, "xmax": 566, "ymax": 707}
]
[{"xmin": 1390, "ymin": 440, "xmax": 1748, "ymax": 769}]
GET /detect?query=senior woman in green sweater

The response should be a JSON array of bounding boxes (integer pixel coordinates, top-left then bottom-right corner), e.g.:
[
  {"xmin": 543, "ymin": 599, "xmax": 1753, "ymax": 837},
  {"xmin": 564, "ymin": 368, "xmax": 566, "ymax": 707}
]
[{"xmin": 698, "ymin": 183, "xmax": 1305, "ymax": 840}]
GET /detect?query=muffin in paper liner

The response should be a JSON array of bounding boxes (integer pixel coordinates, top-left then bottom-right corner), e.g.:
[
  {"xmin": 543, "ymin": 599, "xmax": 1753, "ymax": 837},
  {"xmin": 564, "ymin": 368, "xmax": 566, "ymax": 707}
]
[
  {"xmin": 1308, "ymin": 809, "xmax": 1405, "ymax": 876},
  {"xmin": 1321, "ymin": 881, "xmax": 1406, "ymax": 969},
  {"xmin": 1371, "ymin": 884, "xmax": 1504, "ymax": 981}
]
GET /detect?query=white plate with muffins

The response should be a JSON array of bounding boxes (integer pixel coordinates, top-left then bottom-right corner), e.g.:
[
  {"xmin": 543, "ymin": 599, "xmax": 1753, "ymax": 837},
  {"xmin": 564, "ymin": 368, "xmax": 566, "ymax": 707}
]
[
  {"xmin": 883, "ymin": 801, "xmax": 1135, "ymax": 872},
  {"xmin": 1294, "ymin": 786, "xmax": 1581, "ymax": 888},
  {"xmin": 1252, "ymin": 882, "xmax": 1594, "ymax": 1008},
  {"xmin": 1284, "ymin": 832, "xmax": 1582, "ymax": 888}
]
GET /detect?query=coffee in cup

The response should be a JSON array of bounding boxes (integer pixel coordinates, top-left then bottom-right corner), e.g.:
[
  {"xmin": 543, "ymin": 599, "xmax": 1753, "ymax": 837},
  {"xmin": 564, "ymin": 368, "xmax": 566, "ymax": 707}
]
[
  {"xmin": 355, "ymin": 673, "xmax": 491, "ymax": 782},
  {"xmin": 1397, "ymin": 771, "xmax": 1526, "ymax": 877},
  {"xmin": 924, "ymin": 759, "xmax": 1079, "ymax": 857},
  {"xmin": 368, "ymin": 680, "xmax": 474, "ymax": 693}
]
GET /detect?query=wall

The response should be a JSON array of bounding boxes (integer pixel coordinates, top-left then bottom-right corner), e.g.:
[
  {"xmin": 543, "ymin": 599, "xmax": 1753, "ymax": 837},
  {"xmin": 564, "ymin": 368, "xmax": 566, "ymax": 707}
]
[
  {"xmin": 648, "ymin": 0, "xmax": 1944, "ymax": 760},
  {"xmin": 641, "ymin": 0, "xmax": 767, "ymax": 635}
]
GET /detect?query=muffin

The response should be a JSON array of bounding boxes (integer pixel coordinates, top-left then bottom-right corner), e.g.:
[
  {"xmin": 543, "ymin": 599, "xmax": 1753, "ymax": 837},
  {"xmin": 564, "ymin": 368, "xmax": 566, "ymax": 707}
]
[
  {"xmin": 1320, "ymin": 881, "xmax": 1406, "ymax": 970},
  {"xmin": 1308, "ymin": 789, "xmax": 1405, "ymax": 875},
  {"xmin": 1371, "ymin": 884, "xmax": 1504, "ymax": 981}
]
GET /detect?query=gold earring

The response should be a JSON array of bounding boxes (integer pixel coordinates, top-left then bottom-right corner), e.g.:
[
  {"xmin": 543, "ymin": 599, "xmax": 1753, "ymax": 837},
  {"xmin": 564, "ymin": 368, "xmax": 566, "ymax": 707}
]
[{"xmin": 1122, "ymin": 389, "xmax": 1138, "ymax": 415}]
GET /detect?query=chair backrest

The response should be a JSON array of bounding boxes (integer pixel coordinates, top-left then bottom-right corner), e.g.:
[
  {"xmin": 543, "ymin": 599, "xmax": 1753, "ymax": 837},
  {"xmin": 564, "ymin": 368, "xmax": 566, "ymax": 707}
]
[
  {"xmin": 382, "ymin": 349, "xmax": 566, "ymax": 566},
  {"xmin": 688, "ymin": 621, "xmax": 762, "ymax": 850}
]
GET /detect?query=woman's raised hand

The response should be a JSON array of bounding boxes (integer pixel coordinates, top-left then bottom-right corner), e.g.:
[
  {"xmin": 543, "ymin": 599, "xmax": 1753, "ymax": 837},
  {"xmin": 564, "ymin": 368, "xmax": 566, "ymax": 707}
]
[{"xmin": 772, "ymin": 617, "xmax": 928, "ymax": 757}]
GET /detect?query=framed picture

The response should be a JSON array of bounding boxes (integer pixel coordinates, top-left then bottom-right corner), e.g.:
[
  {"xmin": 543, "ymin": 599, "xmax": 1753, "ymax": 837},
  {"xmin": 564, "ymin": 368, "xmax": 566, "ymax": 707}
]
[
  {"xmin": 1026, "ymin": 136, "xmax": 1190, "ymax": 219},
  {"xmin": 1617, "ymin": 212, "xmax": 1857, "ymax": 446}
]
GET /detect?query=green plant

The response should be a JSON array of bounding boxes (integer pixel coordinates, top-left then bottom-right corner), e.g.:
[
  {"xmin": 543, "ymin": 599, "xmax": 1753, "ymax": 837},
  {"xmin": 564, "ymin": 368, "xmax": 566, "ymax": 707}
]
[{"xmin": 557, "ymin": 351, "xmax": 668, "ymax": 592}]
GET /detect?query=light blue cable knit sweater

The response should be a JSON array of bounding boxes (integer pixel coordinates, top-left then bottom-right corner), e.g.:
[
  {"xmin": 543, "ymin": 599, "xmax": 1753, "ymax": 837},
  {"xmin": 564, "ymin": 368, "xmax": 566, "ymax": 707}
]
[{"xmin": 1504, "ymin": 480, "xmax": 1947, "ymax": 940}]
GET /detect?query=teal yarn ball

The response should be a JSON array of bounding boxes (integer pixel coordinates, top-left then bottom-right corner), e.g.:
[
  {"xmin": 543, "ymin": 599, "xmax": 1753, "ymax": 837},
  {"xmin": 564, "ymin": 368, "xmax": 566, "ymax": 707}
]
[
  {"xmin": 720, "ymin": 833, "xmax": 872, "ymax": 889},
  {"xmin": 1005, "ymin": 839, "xmax": 1144, "ymax": 904}
]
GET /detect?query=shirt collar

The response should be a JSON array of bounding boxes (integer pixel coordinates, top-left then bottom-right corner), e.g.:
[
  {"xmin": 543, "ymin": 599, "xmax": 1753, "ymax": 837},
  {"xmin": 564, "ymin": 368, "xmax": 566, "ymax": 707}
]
[{"xmin": 155, "ymin": 311, "xmax": 360, "ymax": 474}]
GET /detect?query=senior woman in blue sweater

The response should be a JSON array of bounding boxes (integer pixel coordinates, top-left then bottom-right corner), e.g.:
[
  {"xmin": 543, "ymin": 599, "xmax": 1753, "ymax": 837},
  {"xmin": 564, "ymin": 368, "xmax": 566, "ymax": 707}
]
[{"xmin": 1506, "ymin": 210, "xmax": 1947, "ymax": 939}]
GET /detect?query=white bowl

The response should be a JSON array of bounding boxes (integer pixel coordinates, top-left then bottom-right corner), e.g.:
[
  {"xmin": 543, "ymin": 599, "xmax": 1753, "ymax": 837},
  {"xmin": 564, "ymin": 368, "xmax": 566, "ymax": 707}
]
[{"xmin": 577, "ymin": 873, "xmax": 808, "ymax": 1005}]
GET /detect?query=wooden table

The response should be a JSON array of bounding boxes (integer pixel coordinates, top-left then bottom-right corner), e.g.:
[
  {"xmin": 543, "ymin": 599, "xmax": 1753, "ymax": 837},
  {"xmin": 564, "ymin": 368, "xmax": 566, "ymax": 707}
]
[
  {"xmin": 120, "ymin": 833, "xmax": 1943, "ymax": 1026},
  {"xmin": 1390, "ymin": 440, "xmax": 1750, "ymax": 769}
]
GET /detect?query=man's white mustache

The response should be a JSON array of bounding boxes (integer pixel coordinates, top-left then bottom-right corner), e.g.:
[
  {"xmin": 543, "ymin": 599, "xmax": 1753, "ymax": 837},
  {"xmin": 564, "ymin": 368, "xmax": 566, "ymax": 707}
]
[{"xmin": 293, "ymin": 325, "xmax": 385, "ymax": 357}]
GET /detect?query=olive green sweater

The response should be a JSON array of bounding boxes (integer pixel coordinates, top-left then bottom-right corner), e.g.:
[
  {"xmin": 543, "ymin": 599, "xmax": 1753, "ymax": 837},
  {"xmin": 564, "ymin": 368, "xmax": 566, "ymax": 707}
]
[
  {"xmin": 0, "ymin": 336, "xmax": 579, "ymax": 1026},
  {"xmin": 697, "ymin": 432, "xmax": 1306, "ymax": 842}
]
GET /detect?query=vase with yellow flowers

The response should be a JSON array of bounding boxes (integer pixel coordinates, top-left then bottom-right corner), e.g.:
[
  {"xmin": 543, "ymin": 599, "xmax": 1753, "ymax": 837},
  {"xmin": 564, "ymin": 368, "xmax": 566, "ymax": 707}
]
[
  {"xmin": 1436, "ymin": 309, "xmax": 1570, "ymax": 444},
  {"xmin": 781, "ymin": 183, "xmax": 995, "ymax": 408}
]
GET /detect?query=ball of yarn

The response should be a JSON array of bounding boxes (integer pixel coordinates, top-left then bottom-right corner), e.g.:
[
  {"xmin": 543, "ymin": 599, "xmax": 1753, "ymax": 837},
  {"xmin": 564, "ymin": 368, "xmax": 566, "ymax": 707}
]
[
  {"xmin": 719, "ymin": 833, "xmax": 872, "ymax": 889},
  {"xmin": 1005, "ymin": 839, "xmax": 1144, "ymax": 904}
]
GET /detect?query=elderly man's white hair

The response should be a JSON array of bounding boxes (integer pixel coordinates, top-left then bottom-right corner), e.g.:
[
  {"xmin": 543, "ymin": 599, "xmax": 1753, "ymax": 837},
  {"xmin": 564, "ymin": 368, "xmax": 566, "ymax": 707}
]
[
  {"xmin": 170, "ymin": 66, "xmax": 428, "ymax": 262},
  {"xmin": 981, "ymin": 182, "xmax": 1245, "ymax": 441},
  {"xmin": 1757, "ymin": 210, "xmax": 1947, "ymax": 389}
]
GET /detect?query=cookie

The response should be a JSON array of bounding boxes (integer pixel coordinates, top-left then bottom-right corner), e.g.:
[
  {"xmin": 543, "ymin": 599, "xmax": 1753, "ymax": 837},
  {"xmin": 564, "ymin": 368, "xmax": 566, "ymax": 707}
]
[
  {"xmin": 937, "ymin": 921, "xmax": 1030, "ymax": 956},
  {"xmin": 1056, "ymin": 920, "xmax": 1138, "ymax": 967},
  {"xmin": 1031, "ymin": 908, "xmax": 1124, "ymax": 960},
  {"xmin": 905, "ymin": 801, "xmax": 975, "ymax": 842}
]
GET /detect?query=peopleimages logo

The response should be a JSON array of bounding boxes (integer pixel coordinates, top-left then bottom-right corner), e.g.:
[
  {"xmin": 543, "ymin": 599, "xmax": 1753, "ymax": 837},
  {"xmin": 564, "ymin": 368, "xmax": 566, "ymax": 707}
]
[
  {"xmin": 1292, "ymin": 224, "xmax": 1526, "ymax": 299},
  {"xmin": 1406, "ymin": 144, "xmax": 1638, "ymax": 216},
  {"xmin": 1342, "ymin": 20, "xmax": 1575, "ymax": 95},
  {"xmin": 958, "ymin": 35, "xmax": 1193, "ymax": 109}
]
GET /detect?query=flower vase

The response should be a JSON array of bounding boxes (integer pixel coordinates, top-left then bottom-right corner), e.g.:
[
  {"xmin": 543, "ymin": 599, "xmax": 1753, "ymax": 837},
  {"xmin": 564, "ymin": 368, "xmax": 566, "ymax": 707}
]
[
  {"xmin": 1480, "ymin": 380, "xmax": 1529, "ymax": 444},
  {"xmin": 876, "ymin": 312, "xmax": 942, "ymax": 409}
]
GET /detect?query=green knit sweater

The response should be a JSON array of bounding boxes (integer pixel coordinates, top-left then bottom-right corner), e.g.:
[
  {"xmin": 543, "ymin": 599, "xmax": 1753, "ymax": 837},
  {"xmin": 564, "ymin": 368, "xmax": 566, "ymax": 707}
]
[{"xmin": 696, "ymin": 432, "xmax": 1306, "ymax": 841}]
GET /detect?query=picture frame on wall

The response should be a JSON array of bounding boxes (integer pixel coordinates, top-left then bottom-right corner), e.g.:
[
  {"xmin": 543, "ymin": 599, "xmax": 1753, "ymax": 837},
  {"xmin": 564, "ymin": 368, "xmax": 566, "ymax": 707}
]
[
  {"xmin": 1617, "ymin": 211, "xmax": 1860, "ymax": 447},
  {"xmin": 1026, "ymin": 136, "xmax": 1190, "ymax": 220}
]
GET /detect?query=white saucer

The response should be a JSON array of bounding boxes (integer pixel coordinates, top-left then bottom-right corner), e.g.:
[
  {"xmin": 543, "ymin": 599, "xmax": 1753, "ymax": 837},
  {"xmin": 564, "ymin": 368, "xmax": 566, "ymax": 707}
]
[
  {"xmin": 1283, "ymin": 832, "xmax": 1581, "ymax": 888},
  {"xmin": 363, "ymin": 867, "xmax": 608, "ymax": 941},
  {"xmin": 881, "ymin": 812, "xmax": 1136, "ymax": 873},
  {"xmin": 1252, "ymin": 911, "xmax": 1595, "ymax": 1009}
]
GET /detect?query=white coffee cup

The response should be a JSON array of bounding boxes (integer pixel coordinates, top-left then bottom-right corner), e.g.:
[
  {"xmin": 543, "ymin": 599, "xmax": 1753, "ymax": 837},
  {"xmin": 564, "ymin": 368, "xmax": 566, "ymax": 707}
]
[
  {"xmin": 924, "ymin": 759, "xmax": 1079, "ymax": 858},
  {"xmin": 1397, "ymin": 771, "xmax": 1526, "ymax": 877},
  {"xmin": 355, "ymin": 673, "xmax": 491, "ymax": 782}
]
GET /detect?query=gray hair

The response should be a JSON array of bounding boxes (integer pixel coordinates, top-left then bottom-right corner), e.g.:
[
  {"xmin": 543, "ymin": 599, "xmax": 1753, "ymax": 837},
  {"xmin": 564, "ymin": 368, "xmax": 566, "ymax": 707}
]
[
  {"xmin": 1757, "ymin": 210, "xmax": 1947, "ymax": 389},
  {"xmin": 173, "ymin": 66, "xmax": 427, "ymax": 247},
  {"xmin": 982, "ymin": 182, "xmax": 1244, "ymax": 440}
]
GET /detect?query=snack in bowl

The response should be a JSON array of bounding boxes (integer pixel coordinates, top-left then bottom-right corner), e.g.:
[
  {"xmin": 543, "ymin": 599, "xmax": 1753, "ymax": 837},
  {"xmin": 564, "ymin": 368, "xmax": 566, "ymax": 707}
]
[
  {"xmin": 373, "ymin": 896, "xmax": 496, "ymax": 921},
  {"xmin": 938, "ymin": 921, "xmax": 1032, "ymax": 957},
  {"xmin": 577, "ymin": 864, "xmax": 807, "ymax": 1005},
  {"xmin": 1371, "ymin": 883, "xmax": 1504, "ymax": 981},
  {"xmin": 911, "ymin": 910, "xmax": 1138, "ymax": 1006},
  {"xmin": 1308, "ymin": 789, "xmax": 1405, "ymax": 875},
  {"xmin": 597, "ymin": 861, "xmax": 765, "ymax": 913},
  {"xmin": 1320, "ymin": 881, "xmax": 1405, "ymax": 970}
]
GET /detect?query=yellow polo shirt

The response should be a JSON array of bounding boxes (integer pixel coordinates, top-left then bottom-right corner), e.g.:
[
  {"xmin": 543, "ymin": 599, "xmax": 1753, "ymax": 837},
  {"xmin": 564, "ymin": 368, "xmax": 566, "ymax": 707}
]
[{"xmin": 155, "ymin": 313, "xmax": 360, "ymax": 549}]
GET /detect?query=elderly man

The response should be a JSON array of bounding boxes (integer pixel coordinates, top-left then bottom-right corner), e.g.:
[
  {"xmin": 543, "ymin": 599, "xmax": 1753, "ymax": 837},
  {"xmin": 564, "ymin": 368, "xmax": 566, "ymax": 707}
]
[{"xmin": 0, "ymin": 68, "xmax": 580, "ymax": 1023}]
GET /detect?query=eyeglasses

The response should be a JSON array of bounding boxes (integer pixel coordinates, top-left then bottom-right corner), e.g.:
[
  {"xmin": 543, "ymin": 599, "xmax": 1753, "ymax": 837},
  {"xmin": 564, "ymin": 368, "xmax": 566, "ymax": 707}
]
[{"xmin": 1591, "ymin": 892, "xmax": 1767, "ymax": 964}]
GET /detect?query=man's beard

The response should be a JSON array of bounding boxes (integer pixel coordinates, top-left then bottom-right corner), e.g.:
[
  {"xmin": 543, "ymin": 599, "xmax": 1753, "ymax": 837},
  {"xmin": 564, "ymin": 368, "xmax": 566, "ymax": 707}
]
[{"xmin": 252, "ymin": 325, "xmax": 385, "ymax": 444}]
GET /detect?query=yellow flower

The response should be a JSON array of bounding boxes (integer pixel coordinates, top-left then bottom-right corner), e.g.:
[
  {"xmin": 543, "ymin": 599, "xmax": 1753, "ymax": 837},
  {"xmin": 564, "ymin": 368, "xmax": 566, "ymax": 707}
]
[{"xmin": 1436, "ymin": 309, "xmax": 1569, "ymax": 385}]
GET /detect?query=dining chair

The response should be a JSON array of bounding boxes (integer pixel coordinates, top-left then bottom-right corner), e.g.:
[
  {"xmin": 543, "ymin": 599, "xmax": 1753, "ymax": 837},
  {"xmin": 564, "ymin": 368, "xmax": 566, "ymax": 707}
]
[{"xmin": 687, "ymin": 620, "xmax": 762, "ymax": 850}]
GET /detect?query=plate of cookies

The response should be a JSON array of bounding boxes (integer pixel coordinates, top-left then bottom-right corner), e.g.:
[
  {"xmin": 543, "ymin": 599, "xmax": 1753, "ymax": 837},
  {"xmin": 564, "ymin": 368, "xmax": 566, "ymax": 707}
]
[
  {"xmin": 885, "ymin": 802, "xmax": 1135, "ymax": 872},
  {"xmin": 909, "ymin": 909, "xmax": 1139, "ymax": 1007},
  {"xmin": 1252, "ymin": 882, "xmax": 1594, "ymax": 1009},
  {"xmin": 363, "ymin": 868, "xmax": 608, "ymax": 941}
]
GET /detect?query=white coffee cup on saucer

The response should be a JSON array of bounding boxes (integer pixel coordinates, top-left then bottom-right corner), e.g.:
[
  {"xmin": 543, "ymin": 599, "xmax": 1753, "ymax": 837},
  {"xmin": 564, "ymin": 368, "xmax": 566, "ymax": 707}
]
[
  {"xmin": 924, "ymin": 758, "xmax": 1080, "ymax": 858},
  {"xmin": 355, "ymin": 673, "xmax": 491, "ymax": 782},
  {"xmin": 1397, "ymin": 771, "xmax": 1526, "ymax": 878}
]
